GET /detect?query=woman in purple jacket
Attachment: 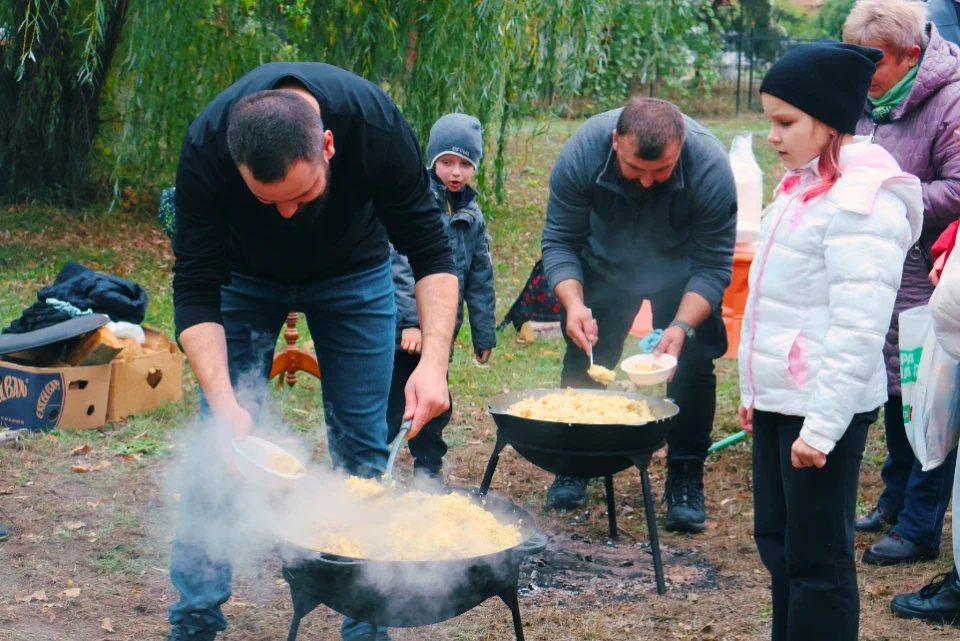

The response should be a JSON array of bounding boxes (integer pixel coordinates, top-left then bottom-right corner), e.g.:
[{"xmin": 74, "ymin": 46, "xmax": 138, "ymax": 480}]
[{"xmin": 844, "ymin": 0, "xmax": 960, "ymax": 565}]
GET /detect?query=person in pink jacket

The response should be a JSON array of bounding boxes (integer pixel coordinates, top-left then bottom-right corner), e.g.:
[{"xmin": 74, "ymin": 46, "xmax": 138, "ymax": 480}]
[{"xmin": 739, "ymin": 41, "xmax": 923, "ymax": 641}]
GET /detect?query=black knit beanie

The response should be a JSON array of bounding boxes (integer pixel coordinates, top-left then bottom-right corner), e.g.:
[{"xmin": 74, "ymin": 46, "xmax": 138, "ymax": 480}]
[{"xmin": 759, "ymin": 41, "xmax": 884, "ymax": 135}]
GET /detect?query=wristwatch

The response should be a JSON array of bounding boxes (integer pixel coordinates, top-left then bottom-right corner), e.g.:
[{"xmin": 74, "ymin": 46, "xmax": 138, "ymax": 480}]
[{"xmin": 669, "ymin": 319, "xmax": 696, "ymax": 340}]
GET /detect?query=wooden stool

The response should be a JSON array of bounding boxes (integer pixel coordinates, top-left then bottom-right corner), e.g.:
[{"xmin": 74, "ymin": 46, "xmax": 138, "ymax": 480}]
[{"xmin": 269, "ymin": 312, "xmax": 320, "ymax": 388}]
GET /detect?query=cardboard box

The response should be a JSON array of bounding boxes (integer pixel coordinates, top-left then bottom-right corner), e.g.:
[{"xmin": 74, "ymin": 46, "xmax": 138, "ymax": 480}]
[
  {"xmin": 0, "ymin": 360, "xmax": 112, "ymax": 432},
  {"xmin": 107, "ymin": 329, "xmax": 183, "ymax": 421}
]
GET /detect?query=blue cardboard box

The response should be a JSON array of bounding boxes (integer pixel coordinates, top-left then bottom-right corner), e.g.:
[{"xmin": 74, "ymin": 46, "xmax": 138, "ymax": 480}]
[{"xmin": 0, "ymin": 359, "xmax": 111, "ymax": 432}]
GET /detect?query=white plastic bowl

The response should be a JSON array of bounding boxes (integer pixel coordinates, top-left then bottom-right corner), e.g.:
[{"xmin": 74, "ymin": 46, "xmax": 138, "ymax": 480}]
[
  {"xmin": 232, "ymin": 436, "xmax": 306, "ymax": 491},
  {"xmin": 620, "ymin": 353, "xmax": 678, "ymax": 387}
]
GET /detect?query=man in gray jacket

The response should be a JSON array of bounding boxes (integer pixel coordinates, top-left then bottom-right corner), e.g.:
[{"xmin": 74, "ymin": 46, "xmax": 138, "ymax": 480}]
[{"xmin": 541, "ymin": 98, "xmax": 737, "ymax": 532}]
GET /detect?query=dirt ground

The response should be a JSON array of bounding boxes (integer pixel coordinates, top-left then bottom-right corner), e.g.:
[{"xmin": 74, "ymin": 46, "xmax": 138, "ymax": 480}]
[{"xmin": 1, "ymin": 408, "xmax": 955, "ymax": 641}]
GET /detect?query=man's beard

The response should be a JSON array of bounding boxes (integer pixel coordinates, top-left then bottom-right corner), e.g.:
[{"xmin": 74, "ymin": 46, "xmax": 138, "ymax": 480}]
[
  {"xmin": 615, "ymin": 160, "xmax": 665, "ymax": 201},
  {"xmin": 286, "ymin": 161, "xmax": 331, "ymax": 228}
]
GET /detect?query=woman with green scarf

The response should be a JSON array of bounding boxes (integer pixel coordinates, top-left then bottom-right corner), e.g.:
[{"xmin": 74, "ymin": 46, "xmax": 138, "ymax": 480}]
[{"xmin": 843, "ymin": 0, "xmax": 960, "ymax": 623}]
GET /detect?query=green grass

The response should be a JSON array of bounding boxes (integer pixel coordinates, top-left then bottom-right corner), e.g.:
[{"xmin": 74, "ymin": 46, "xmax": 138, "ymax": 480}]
[
  {"xmin": 89, "ymin": 544, "xmax": 146, "ymax": 575},
  {"xmin": 0, "ymin": 114, "xmax": 784, "ymax": 459}
]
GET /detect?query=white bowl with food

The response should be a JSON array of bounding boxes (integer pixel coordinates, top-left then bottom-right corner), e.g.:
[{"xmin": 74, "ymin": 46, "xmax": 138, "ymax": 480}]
[
  {"xmin": 620, "ymin": 353, "xmax": 677, "ymax": 387},
  {"xmin": 232, "ymin": 436, "xmax": 306, "ymax": 491}
]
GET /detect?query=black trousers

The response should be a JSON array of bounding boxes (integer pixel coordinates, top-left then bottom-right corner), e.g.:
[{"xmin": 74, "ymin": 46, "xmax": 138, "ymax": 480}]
[
  {"xmin": 752, "ymin": 408, "xmax": 878, "ymax": 641},
  {"xmin": 560, "ymin": 280, "xmax": 726, "ymax": 464},
  {"xmin": 386, "ymin": 350, "xmax": 450, "ymax": 473}
]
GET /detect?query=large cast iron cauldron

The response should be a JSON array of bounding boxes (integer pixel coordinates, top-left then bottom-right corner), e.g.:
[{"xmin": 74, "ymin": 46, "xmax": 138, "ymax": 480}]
[
  {"xmin": 482, "ymin": 389, "xmax": 679, "ymax": 594},
  {"xmin": 276, "ymin": 487, "xmax": 548, "ymax": 641},
  {"xmin": 486, "ymin": 388, "xmax": 678, "ymax": 476}
]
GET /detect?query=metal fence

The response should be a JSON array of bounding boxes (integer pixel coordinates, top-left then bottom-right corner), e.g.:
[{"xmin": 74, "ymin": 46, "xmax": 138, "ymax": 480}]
[{"xmin": 715, "ymin": 31, "xmax": 816, "ymax": 116}]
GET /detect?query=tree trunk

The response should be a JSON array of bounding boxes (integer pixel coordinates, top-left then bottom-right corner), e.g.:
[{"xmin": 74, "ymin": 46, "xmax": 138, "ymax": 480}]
[
  {"xmin": 0, "ymin": 0, "xmax": 131, "ymax": 205},
  {"xmin": 62, "ymin": 0, "xmax": 130, "ymax": 206}
]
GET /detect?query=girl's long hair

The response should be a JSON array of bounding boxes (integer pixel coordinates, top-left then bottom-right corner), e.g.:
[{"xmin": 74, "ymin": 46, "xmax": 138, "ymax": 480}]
[{"xmin": 799, "ymin": 131, "xmax": 844, "ymax": 204}]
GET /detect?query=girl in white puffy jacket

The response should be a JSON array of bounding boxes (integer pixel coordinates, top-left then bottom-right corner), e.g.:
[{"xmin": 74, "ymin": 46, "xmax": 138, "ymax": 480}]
[{"xmin": 738, "ymin": 42, "xmax": 924, "ymax": 641}]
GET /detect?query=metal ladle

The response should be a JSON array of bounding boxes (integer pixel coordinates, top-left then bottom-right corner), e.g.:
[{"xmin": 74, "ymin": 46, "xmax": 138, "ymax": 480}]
[
  {"xmin": 384, "ymin": 418, "xmax": 412, "ymax": 483},
  {"xmin": 584, "ymin": 308, "xmax": 615, "ymax": 385},
  {"xmin": 361, "ymin": 418, "xmax": 412, "ymax": 502}
]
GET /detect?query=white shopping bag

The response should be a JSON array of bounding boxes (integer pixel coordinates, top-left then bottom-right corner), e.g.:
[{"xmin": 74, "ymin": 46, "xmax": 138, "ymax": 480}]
[
  {"xmin": 907, "ymin": 322, "xmax": 960, "ymax": 471},
  {"xmin": 899, "ymin": 305, "xmax": 933, "ymax": 425}
]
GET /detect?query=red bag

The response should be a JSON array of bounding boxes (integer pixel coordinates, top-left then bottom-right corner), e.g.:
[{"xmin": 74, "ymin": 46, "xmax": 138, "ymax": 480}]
[{"xmin": 932, "ymin": 221, "xmax": 960, "ymax": 283}]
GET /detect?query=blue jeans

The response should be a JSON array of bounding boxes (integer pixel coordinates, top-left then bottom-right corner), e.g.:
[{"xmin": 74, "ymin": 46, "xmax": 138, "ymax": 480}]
[
  {"xmin": 168, "ymin": 262, "xmax": 395, "ymax": 640},
  {"xmin": 878, "ymin": 395, "xmax": 958, "ymax": 548}
]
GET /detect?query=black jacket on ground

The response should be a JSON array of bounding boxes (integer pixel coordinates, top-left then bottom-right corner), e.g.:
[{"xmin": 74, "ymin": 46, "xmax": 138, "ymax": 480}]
[{"xmin": 3, "ymin": 262, "xmax": 147, "ymax": 334}]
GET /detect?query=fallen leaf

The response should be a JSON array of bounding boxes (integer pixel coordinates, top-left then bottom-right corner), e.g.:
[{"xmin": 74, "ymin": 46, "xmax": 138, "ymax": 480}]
[
  {"xmin": 62, "ymin": 588, "xmax": 80, "ymax": 598},
  {"xmin": 865, "ymin": 583, "xmax": 892, "ymax": 599},
  {"xmin": 114, "ymin": 453, "xmax": 142, "ymax": 462},
  {"xmin": 91, "ymin": 459, "xmax": 111, "ymax": 472},
  {"xmin": 16, "ymin": 591, "xmax": 47, "ymax": 603},
  {"xmin": 687, "ymin": 593, "xmax": 699, "ymax": 603},
  {"xmin": 70, "ymin": 444, "xmax": 91, "ymax": 456},
  {"xmin": 0, "ymin": 487, "xmax": 12, "ymax": 495},
  {"xmin": 64, "ymin": 579, "xmax": 74, "ymax": 587},
  {"xmin": 666, "ymin": 566, "xmax": 699, "ymax": 584},
  {"xmin": 87, "ymin": 498, "xmax": 107, "ymax": 509},
  {"xmin": 44, "ymin": 434, "xmax": 58, "ymax": 443},
  {"xmin": 72, "ymin": 465, "xmax": 90, "ymax": 473},
  {"xmin": 101, "ymin": 617, "xmax": 114, "ymax": 633},
  {"xmin": 64, "ymin": 521, "xmax": 86, "ymax": 531},
  {"xmin": 274, "ymin": 578, "xmax": 287, "ymax": 586}
]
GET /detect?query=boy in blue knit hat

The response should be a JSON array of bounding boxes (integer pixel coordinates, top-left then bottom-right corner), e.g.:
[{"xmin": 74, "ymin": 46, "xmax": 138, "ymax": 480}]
[{"xmin": 388, "ymin": 113, "xmax": 497, "ymax": 479}]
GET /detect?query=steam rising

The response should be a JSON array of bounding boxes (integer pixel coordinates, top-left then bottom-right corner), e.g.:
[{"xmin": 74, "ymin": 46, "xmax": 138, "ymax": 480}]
[{"xmin": 162, "ymin": 383, "xmax": 533, "ymax": 627}]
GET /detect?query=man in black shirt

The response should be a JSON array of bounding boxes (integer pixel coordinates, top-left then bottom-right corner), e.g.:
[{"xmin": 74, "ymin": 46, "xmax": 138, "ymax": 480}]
[{"xmin": 167, "ymin": 63, "xmax": 458, "ymax": 641}]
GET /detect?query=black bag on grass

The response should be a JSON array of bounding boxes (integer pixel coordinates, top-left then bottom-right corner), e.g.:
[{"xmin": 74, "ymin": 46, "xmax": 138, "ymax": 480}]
[{"xmin": 497, "ymin": 259, "xmax": 561, "ymax": 332}]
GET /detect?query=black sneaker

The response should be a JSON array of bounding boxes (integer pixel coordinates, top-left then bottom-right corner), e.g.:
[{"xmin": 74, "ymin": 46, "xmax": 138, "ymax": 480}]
[
  {"xmin": 545, "ymin": 476, "xmax": 589, "ymax": 510},
  {"xmin": 0, "ymin": 525, "xmax": 8, "ymax": 542},
  {"xmin": 168, "ymin": 623, "xmax": 218, "ymax": 641},
  {"xmin": 890, "ymin": 570, "xmax": 960, "ymax": 625},
  {"xmin": 664, "ymin": 460, "xmax": 706, "ymax": 533}
]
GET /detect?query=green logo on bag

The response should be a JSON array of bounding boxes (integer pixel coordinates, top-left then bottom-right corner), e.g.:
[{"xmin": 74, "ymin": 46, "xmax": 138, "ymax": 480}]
[{"xmin": 900, "ymin": 348, "xmax": 922, "ymax": 384}]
